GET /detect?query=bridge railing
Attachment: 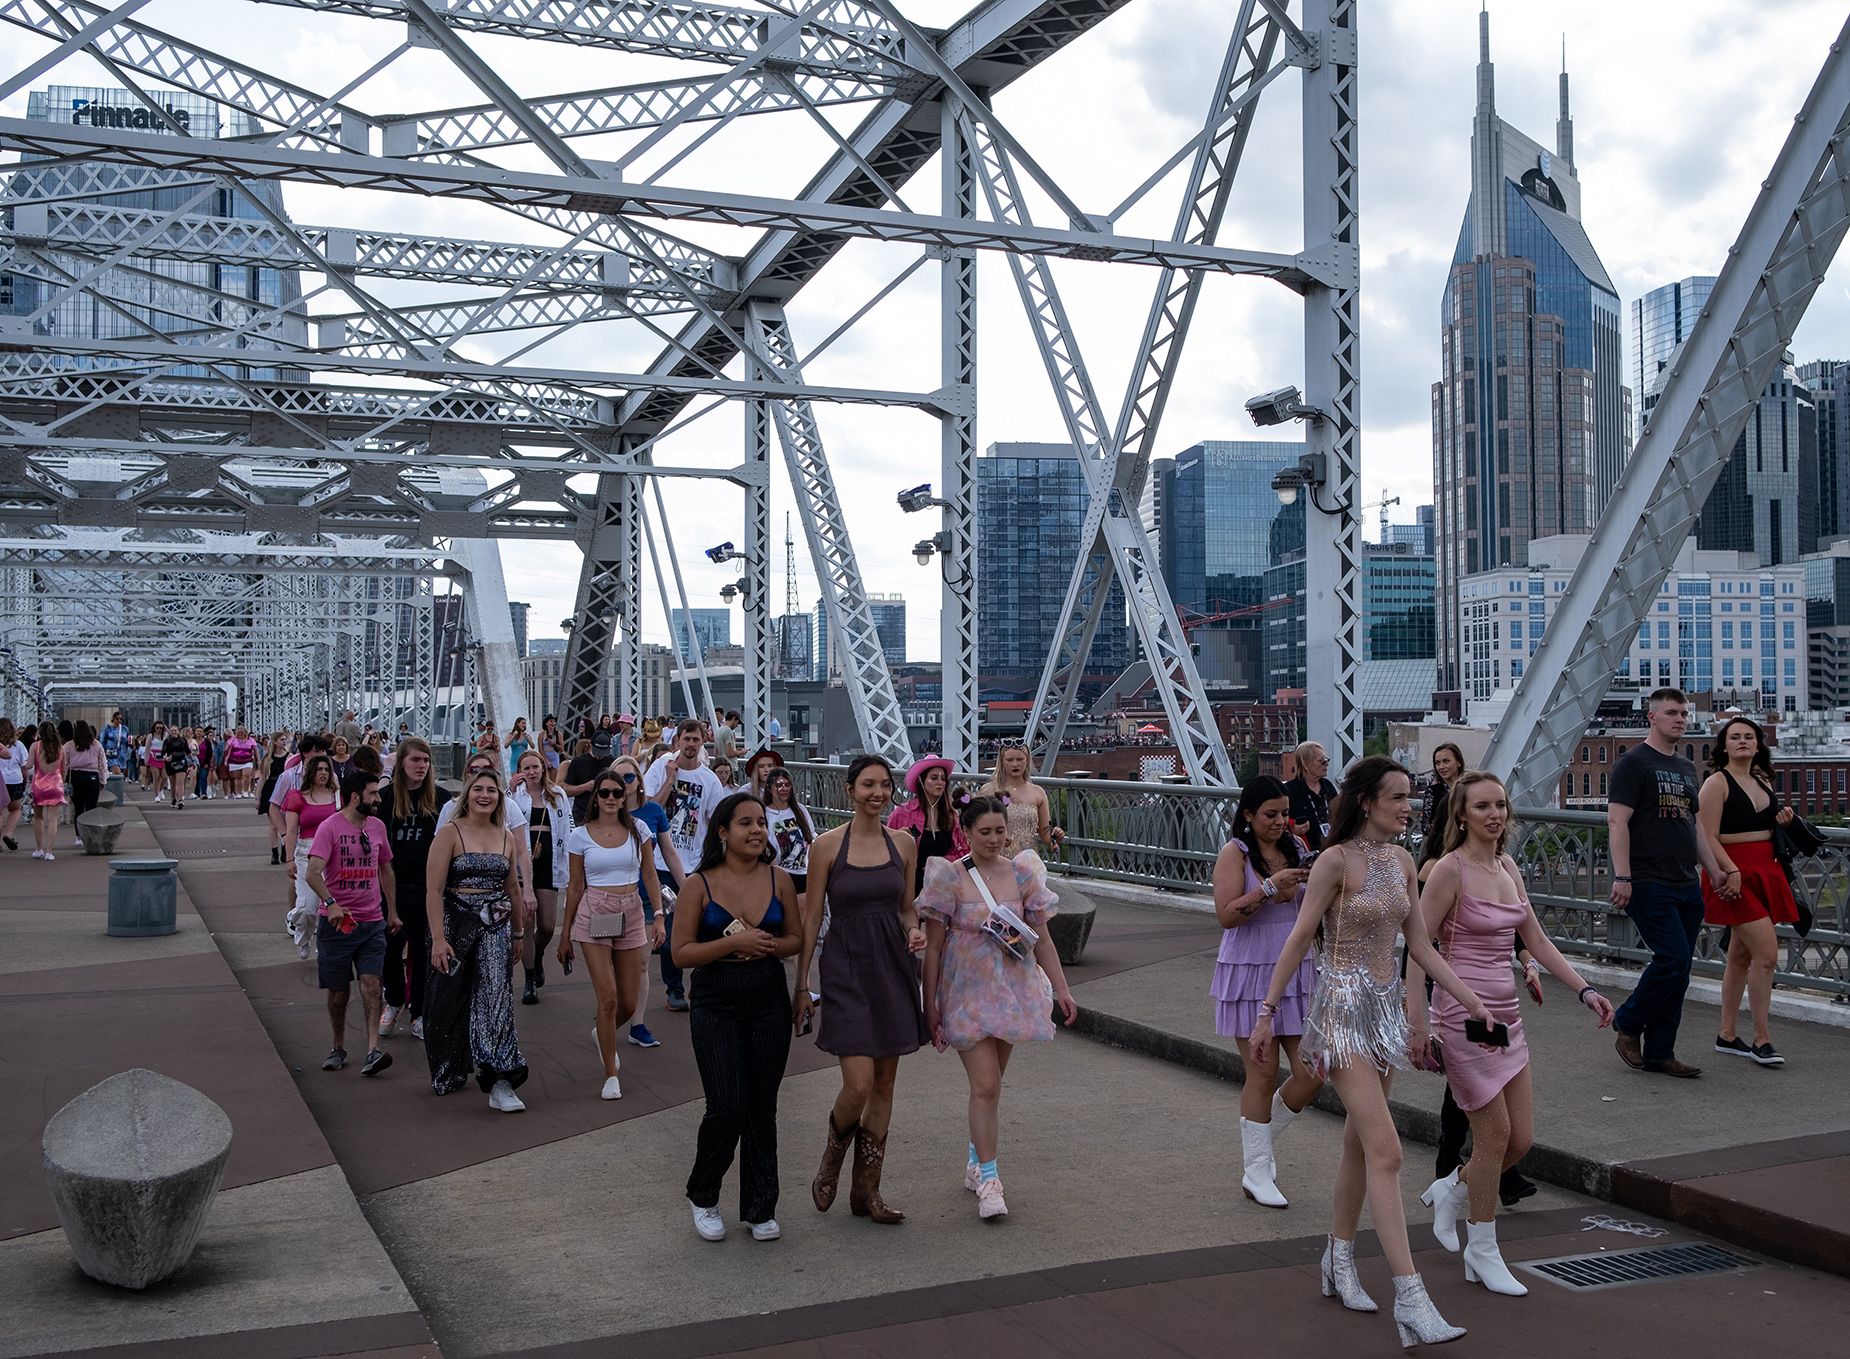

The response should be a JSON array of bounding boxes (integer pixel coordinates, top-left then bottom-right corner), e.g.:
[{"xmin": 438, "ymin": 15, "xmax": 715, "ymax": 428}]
[{"xmin": 783, "ymin": 763, "xmax": 1849, "ymax": 1001}]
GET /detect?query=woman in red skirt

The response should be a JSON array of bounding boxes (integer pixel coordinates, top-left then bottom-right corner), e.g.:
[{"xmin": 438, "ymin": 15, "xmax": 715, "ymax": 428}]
[{"xmin": 1696, "ymin": 716, "xmax": 1798, "ymax": 1068}]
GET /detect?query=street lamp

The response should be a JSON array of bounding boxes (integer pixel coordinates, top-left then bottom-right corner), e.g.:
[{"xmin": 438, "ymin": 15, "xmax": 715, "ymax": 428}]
[{"xmin": 1270, "ymin": 451, "xmax": 1347, "ymax": 514}]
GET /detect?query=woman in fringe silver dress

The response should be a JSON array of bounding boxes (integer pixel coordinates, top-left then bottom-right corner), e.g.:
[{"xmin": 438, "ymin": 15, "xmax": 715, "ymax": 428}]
[
  {"xmin": 425, "ymin": 770, "xmax": 530, "ymax": 1112},
  {"xmin": 1250, "ymin": 756, "xmax": 1495, "ymax": 1350}
]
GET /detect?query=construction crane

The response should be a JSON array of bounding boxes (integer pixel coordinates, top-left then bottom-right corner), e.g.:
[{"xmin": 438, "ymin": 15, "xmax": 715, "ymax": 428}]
[
  {"xmin": 1177, "ymin": 597, "xmax": 1291, "ymax": 636},
  {"xmin": 1364, "ymin": 494, "xmax": 1403, "ymax": 545}
]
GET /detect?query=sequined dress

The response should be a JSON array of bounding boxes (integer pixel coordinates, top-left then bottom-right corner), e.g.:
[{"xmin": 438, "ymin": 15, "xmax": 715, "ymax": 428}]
[
  {"xmin": 1299, "ymin": 840, "xmax": 1412, "ymax": 1077},
  {"xmin": 423, "ymin": 844, "xmax": 528, "ymax": 1095}
]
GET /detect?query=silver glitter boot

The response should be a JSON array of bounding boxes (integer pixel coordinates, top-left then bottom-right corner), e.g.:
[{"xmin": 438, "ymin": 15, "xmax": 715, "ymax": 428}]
[
  {"xmin": 1320, "ymin": 1235, "xmax": 1378, "ymax": 1312},
  {"xmin": 1392, "ymin": 1273, "xmax": 1466, "ymax": 1349}
]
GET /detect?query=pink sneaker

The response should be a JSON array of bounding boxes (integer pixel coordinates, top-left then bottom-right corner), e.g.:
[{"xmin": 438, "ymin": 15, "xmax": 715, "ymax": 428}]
[
  {"xmin": 976, "ymin": 1178, "xmax": 1007, "ymax": 1221},
  {"xmin": 964, "ymin": 1162, "xmax": 981, "ymax": 1193}
]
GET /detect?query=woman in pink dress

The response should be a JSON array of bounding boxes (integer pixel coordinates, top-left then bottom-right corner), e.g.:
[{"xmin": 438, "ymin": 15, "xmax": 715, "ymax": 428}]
[
  {"xmin": 918, "ymin": 794, "xmax": 1079, "ymax": 1221},
  {"xmin": 1408, "ymin": 770, "xmax": 1616, "ymax": 1299}
]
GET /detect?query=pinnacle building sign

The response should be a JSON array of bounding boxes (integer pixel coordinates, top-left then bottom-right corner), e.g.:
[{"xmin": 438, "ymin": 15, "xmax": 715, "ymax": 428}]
[{"xmin": 68, "ymin": 97, "xmax": 193, "ymax": 134}]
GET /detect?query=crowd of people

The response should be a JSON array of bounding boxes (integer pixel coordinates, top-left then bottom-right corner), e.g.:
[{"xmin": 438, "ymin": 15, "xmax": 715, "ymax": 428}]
[{"xmin": 8, "ymin": 685, "xmax": 1800, "ymax": 1349}]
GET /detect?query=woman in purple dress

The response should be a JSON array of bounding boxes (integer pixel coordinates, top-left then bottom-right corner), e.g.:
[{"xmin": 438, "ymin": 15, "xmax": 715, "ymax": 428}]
[
  {"xmin": 1211, "ymin": 776, "xmax": 1321, "ymax": 1208},
  {"xmin": 1408, "ymin": 771, "xmax": 1615, "ymax": 1299}
]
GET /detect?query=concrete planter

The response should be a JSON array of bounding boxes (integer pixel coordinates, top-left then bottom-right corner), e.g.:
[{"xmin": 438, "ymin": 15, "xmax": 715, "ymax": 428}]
[
  {"xmin": 76, "ymin": 809, "xmax": 125, "ymax": 856},
  {"xmin": 1047, "ymin": 905, "xmax": 1096, "ymax": 965},
  {"xmin": 42, "ymin": 1070, "xmax": 232, "ymax": 1289},
  {"xmin": 106, "ymin": 859, "xmax": 179, "ymax": 936}
]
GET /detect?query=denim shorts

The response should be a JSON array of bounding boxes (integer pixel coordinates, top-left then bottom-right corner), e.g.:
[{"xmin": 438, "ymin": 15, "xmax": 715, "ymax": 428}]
[{"xmin": 317, "ymin": 917, "xmax": 386, "ymax": 988}]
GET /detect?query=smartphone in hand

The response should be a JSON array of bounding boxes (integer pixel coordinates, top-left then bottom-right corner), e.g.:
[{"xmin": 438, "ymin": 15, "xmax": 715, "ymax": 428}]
[{"xmin": 1464, "ymin": 1017, "xmax": 1511, "ymax": 1047}]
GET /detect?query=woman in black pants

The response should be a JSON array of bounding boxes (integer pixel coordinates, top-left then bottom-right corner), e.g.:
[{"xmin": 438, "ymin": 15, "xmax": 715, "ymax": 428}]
[
  {"xmin": 671, "ymin": 792, "xmax": 802, "ymax": 1243},
  {"xmin": 66, "ymin": 721, "xmax": 106, "ymax": 819},
  {"xmin": 382, "ymin": 737, "xmax": 451, "ymax": 1041}
]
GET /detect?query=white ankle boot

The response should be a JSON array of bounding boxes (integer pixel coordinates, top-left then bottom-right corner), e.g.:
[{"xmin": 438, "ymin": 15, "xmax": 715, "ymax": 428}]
[
  {"xmin": 1239, "ymin": 1117, "xmax": 1287, "ymax": 1208},
  {"xmin": 1463, "ymin": 1218, "xmax": 1528, "ymax": 1296},
  {"xmin": 1420, "ymin": 1168, "xmax": 1468, "ymax": 1252},
  {"xmin": 1270, "ymin": 1088, "xmax": 1300, "ymax": 1139}
]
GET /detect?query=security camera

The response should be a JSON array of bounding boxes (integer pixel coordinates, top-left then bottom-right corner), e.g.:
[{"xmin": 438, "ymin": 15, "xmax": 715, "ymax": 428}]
[
  {"xmin": 1246, "ymin": 386, "xmax": 1304, "ymax": 427},
  {"xmin": 705, "ymin": 542, "xmax": 736, "ymax": 564},
  {"xmin": 898, "ymin": 484, "xmax": 938, "ymax": 513}
]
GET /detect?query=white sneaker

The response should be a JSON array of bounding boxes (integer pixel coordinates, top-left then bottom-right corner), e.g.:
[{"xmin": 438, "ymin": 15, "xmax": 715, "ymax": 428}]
[
  {"xmin": 32, "ymin": 849, "xmax": 44, "ymax": 859},
  {"xmin": 977, "ymin": 1178, "xmax": 1008, "ymax": 1220},
  {"xmin": 750, "ymin": 1219, "xmax": 781, "ymax": 1241},
  {"xmin": 488, "ymin": 1080, "xmax": 525, "ymax": 1113},
  {"xmin": 44, "ymin": 852, "xmax": 54, "ymax": 862},
  {"xmin": 601, "ymin": 1075, "xmax": 623, "ymax": 1101},
  {"xmin": 379, "ymin": 1005, "xmax": 399, "ymax": 1037},
  {"xmin": 410, "ymin": 1017, "xmax": 424, "ymax": 1040},
  {"xmin": 690, "ymin": 1200, "xmax": 726, "ymax": 1241},
  {"xmin": 964, "ymin": 1161, "xmax": 982, "ymax": 1193}
]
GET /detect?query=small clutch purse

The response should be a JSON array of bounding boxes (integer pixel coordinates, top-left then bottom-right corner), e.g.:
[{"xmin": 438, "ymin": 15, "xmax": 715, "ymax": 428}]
[{"xmin": 1411, "ymin": 1032, "xmax": 1445, "ymax": 1074}]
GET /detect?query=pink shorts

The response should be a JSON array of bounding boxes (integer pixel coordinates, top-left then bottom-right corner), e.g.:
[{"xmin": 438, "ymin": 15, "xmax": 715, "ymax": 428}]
[{"xmin": 571, "ymin": 884, "xmax": 648, "ymax": 949}]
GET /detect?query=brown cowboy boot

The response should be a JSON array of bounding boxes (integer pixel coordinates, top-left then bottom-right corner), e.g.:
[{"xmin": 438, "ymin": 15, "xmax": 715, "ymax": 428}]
[
  {"xmin": 811, "ymin": 1113, "xmax": 856, "ymax": 1212},
  {"xmin": 849, "ymin": 1126, "xmax": 904, "ymax": 1224}
]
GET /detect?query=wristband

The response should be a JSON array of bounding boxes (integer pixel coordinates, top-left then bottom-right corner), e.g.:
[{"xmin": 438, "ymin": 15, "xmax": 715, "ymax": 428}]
[
  {"xmin": 1261, "ymin": 877, "xmax": 1277, "ymax": 899},
  {"xmin": 1612, "ymin": 875, "xmax": 1631, "ymax": 882},
  {"xmin": 1577, "ymin": 985, "xmax": 1597, "ymax": 1002},
  {"xmin": 1523, "ymin": 958, "xmax": 1541, "ymax": 973},
  {"xmin": 1257, "ymin": 1000, "xmax": 1280, "ymax": 1018}
]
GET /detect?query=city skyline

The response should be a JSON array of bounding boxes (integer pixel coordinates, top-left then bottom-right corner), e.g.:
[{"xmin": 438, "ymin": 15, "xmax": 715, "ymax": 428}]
[{"xmin": 8, "ymin": 3, "xmax": 1846, "ymax": 669}]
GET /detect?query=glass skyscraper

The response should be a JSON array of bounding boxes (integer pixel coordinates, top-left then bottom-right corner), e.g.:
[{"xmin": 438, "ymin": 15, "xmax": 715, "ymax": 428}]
[
  {"xmin": 1634, "ymin": 276, "xmax": 1820, "ymax": 565},
  {"xmin": 1430, "ymin": 13, "xmax": 1630, "ymax": 702},
  {"xmin": 670, "ymin": 608, "xmax": 732, "ymax": 660},
  {"xmin": 1155, "ymin": 440, "xmax": 1305, "ymax": 612},
  {"xmin": 6, "ymin": 85, "xmax": 306, "ymax": 380},
  {"xmin": 975, "ymin": 442, "xmax": 1130, "ymax": 693},
  {"xmin": 1264, "ymin": 542, "xmax": 1435, "ymax": 696},
  {"xmin": 1797, "ymin": 360, "xmax": 1848, "ymax": 545}
]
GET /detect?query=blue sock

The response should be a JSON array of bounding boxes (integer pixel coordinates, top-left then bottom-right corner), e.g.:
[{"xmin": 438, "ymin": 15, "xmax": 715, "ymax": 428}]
[
  {"xmin": 967, "ymin": 1142, "xmax": 978, "ymax": 1169},
  {"xmin": 979, "ymin": 1158, "xmax": 998, "ymax": 1183}
]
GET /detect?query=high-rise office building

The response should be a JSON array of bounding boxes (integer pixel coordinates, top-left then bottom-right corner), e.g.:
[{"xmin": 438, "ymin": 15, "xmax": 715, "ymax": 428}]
[
  {"xmin": 1156, "ymin": 441, "xmax": 1306, "ymax": 613},
  {"xmin": 1263, "ymin": 542, "xmax": 1436, "ymax": 696},
  {"xmin": 669, "ymin": 608, "xmax": 732, "ymax": 660},
  {"xmin": 975, "ymin": 442, "xmax": 1130, "ymax": 691},
  {"xmin": 776, "ymin": 613, "xmax": 812, "ymax": 679},
  {"xmin": 1797, "ymin": 359, "xmax": 1848, "ymax": 545},
  {"xmin": 508, "ymin": 602, "xmax": 531, "ymax": 659},
  {"xmin": 867, "ymin": 594, "xmax": 907, "ymax": 668},
  {"xmin": 812, "ymin": 597, "xmax": 833, "ymax": 683},
  {"xmin": 1387, "ymin": 505, "xmax": 1436, "ymax": 555},
  {"xmin": 6, "ymin": 86, "xmax": 307, "ymax": 379},
  {"xmin": 1635, "ymin": 277, "xmax": 1820, "ymax": 564},
  {"xmin": 1431, "ymin": 15, "xmax": 1630, "ymax": 701}
]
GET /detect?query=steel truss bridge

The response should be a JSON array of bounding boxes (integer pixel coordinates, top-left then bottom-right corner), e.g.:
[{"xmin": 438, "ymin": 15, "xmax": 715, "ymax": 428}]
[{"xmin": 2, "ymin": 2, "xmax": 1847, "ymax": 795}]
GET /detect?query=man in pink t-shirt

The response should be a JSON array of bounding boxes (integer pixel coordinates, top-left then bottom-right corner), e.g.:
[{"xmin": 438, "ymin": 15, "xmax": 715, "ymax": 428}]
[{"xmin": 307, "ymin": 770, "xmax": 398, "ymax": 1076}]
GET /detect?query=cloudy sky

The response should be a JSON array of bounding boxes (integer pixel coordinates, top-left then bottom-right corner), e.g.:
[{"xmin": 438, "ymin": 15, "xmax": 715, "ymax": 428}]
[{"xmin": 9, "ymin": 0, "xmax": 1850, "ymax": 661}]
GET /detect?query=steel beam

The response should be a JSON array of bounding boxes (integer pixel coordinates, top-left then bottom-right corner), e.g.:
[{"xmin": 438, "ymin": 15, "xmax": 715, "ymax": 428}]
[
  {"xmin": 1486, "ymin": 17, "xmax": 1850, "ymax": 806},
  {"xmin": 937, "ymin": 96, "xmax": 978, "ymax": 771}
]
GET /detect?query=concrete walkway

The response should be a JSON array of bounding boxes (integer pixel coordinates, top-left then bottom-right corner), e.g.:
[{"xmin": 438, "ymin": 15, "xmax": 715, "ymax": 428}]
[
  {"xmin": 4, "ymin": 796, "xmax": 1847, "ymax": 1357},
  {"xmin": 1052, "ymin": 885, "xmax": 1850, "ymax": 1277}
]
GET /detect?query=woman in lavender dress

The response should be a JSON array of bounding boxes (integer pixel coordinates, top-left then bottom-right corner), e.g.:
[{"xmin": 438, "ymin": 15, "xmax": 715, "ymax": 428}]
[{"xmin": 1211, "ymin": 776, "xmax": 1321, "ymax": 1208}]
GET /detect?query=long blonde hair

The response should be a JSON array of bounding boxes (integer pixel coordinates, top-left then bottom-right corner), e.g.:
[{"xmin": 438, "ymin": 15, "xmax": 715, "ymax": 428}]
[{"xmin": 1442, "ymin": 769, "xmax": 1515, "ymax": 858}]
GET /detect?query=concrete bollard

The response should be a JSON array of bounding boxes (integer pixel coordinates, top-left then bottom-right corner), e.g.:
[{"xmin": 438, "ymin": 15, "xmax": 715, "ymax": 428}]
[
  {"xmin": 42, "ymin": 1069, "xmax": 232, "ymax": 1289},
  {"xmin": 105, "ymin": 773, "xmax": 125, "ymax": 803},
  {"xmin": 77, "ymin": 809, "xmax": 126, "ymax": 856},
  {"xmin": 106, "ymin": 859, "xmax": 179, "ymax": 936}
]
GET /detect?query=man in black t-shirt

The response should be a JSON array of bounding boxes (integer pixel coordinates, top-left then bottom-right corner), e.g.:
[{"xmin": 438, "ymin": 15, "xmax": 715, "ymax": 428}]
[
  {"xmin": 1607, "ymin": 688, "xmax": 1733, "ymax": 1078},
  {"xmin": 561, "ymin": 740, "xmax": 610, "ymax": 821},
  {"xmin": 1285, "ymin": 741, "xmax": 1338, "ymax": 851}
]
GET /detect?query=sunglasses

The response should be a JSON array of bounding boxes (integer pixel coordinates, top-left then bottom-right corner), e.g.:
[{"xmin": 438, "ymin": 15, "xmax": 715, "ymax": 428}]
[
  {"xmin": 595, "ymin": 787, "xmax": 625, "ymax": 799},
  {"xmin": 359, "ymin": 831, "xmax": 371, "ymax": 857}
]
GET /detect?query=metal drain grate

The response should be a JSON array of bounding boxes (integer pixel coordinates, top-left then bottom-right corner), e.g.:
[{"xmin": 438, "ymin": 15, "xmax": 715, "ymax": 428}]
[{"xmin": 1517, "ymin": 1242, "xmax": 1757, "ymax": 1292}]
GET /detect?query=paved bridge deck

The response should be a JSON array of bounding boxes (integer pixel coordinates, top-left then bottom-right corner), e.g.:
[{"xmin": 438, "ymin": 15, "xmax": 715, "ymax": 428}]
[{"xmin": 1, "ymin": 792, "xmax": 1845, "ymax": 1356}]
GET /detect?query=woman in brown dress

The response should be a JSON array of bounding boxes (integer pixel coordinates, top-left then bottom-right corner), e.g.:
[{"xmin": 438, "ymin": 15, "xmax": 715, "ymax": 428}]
[{"xmin": 794, "ymin": 754, "xmax": 926, "ymax": 1224}]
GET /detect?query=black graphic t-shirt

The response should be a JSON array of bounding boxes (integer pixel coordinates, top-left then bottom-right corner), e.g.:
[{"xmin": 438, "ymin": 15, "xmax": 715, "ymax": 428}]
[{"xmin": 1608, "ymin": 744, "xmax": 1701, "ymax": 884}]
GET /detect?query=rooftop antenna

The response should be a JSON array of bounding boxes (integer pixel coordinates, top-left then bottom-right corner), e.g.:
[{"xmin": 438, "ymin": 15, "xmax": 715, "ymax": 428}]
[{"xmin": 781, "ymin": 512, "xmax": 801, "ymax": 677}]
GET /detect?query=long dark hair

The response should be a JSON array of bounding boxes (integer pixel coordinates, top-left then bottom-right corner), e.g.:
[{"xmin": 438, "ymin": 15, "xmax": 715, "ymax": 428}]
[
  {"xmin": 36, "ymin": 719, "xmax": 61, "ymax": 761},
  {"xmin": 301, "ymin": 753, "xmax": 337, "ymax": 796},
  {"xmin": 390, "ymin": 736, "xmax": 438, "ymax": 820},
  {"xmin": 957, "ymin": 792, "xmax": 1008, "ymax": 831},
  {"xmin": 1709, "ymin": 715, "xmax": 1776, "ymax": 786},
  {"xmin": 1231, "ymin": 775, "xmax": 1301, "ymax": 871},
  {"xmin": 1326, "ymin": 755, "xmax": 1411, "ymax": 846},
  {"xmin": 1431, "ymin": 741, "xmax": 1464, "ymax": 785},
  {"xmin": 72, "ymin": 720, "xmax": 95, "ymax": 752},
  {"xmin": 698, "ymin": 791, "xmax": 772, "ymax": 872},
  {"xmin": 764, "ymin": 768, "xmax": 815, "ymax": 840}
]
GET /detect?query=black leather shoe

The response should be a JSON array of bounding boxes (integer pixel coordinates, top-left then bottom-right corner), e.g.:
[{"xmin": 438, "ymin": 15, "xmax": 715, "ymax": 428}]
[
  {"xmin": 521, "ymin": 976, "xmax": 538, "ymax": 1006},
  {"xmin": 1499, "ymin": 1168, "xmax": 1538, "ymax": 1206}
]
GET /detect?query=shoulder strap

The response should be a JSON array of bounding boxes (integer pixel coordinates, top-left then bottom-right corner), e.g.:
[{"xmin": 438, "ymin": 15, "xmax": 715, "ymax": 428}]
[{"xmin": 962, "ymin": 856, "xmax": 1004, "ymax": 916}]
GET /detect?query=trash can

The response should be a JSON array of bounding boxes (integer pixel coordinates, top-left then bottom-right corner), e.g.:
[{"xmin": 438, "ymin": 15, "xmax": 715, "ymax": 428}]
[{"xmin": 106, "ymin": 859, "xmax": 179, "ymax": 937}]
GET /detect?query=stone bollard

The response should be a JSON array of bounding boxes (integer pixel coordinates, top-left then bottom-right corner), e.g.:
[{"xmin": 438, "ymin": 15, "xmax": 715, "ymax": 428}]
[
  {"xmin": 77, "ymin": 809, "xmax": 126, "ymax": 856},
  {"xmin": 43, "ymin": 1069, "xmax": 232, "ymax": 1289},
  {"xmin": 106, "ymin": 859, "xmax": 179, "ymax": 937},
  {"xmin": 106, "ymin": 773, "xmax": 125, "ymax": 803},
  {"xmin": 1045, "ymin": 880, "xmax": 1098, "ymax": 966},
  {"xmin": 94, "ymin": 788, "xmax": 118, "ymax": 808}
]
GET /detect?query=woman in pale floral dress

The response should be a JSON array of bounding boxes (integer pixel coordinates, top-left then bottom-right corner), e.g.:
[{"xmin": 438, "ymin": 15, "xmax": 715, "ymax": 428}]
[{"xmin": 918, "ymin": 794, "xmax": 1079, "ymax": 1221}]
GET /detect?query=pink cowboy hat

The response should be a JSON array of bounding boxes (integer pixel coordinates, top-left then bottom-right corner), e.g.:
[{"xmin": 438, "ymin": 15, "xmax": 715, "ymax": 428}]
[{"xmin": 904, "ymin": 755, "xmax": 957, "ymax": 795}]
